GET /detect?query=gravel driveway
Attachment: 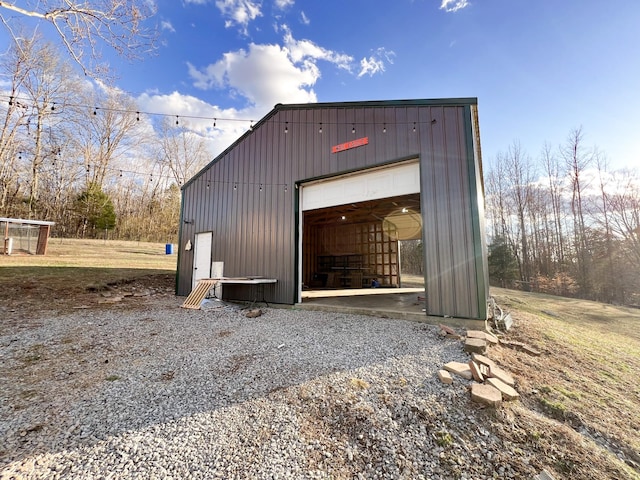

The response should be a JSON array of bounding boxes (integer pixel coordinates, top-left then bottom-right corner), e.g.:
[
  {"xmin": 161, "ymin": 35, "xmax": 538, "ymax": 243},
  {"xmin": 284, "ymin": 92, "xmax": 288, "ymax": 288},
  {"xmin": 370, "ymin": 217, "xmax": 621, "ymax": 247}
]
[{"xmin": 2, "ymin": 295, "xmax": 532, "ymax": 479}]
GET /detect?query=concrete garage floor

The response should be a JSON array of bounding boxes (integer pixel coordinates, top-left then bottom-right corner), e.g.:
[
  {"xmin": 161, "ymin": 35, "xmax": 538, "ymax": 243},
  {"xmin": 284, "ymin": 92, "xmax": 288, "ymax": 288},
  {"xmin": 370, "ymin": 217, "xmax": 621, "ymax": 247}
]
[{"xmin": 297, "ymin": 288, "xmax": 485, "ymax": 329}]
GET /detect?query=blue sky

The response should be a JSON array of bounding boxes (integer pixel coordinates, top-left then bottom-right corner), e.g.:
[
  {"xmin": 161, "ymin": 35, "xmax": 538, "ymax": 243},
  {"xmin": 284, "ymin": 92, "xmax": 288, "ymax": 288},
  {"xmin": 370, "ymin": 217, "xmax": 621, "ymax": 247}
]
[{"xmin": 5, "ymin": 0, "xmax": 640, "ymax": 171}]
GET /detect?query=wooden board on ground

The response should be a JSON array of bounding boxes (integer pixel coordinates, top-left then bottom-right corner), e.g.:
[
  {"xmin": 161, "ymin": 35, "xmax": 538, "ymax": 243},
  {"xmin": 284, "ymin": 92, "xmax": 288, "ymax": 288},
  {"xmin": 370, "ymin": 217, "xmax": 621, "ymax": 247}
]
[{"xmin": 181, "ymin": 279, "xmax": 218, "ymax": 309}]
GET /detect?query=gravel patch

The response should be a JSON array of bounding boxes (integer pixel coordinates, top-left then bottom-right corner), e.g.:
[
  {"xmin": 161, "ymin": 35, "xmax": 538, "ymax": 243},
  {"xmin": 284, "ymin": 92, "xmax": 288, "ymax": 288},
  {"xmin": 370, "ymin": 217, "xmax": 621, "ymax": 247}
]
[{"xmin": 2, "ymin": 296, "xmax": 540, "ymax": 479}]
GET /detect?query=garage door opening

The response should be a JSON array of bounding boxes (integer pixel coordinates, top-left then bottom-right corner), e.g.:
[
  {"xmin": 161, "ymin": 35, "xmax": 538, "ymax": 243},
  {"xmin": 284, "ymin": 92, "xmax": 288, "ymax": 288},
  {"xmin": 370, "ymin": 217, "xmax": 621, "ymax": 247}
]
[
  {"xmin": 297, "ymin": 159, "xmax": 426, "ymax": 308},
  {"xmin": 300, "ymin": 192, "xmax": 426, "ymax": 307}
]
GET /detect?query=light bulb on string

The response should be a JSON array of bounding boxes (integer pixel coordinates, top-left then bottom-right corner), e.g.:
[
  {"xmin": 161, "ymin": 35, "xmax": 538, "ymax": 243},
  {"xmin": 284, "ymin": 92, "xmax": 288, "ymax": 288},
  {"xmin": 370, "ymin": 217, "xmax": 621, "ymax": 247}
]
[
  {"xmin": 136, "ymin": 112, "xmax": 140, "ymax": 121},
  {"xmin": 352, "ymin": 124, "xmax": 355, "ymax": 134},
  {"xmin": 284, "ymin": 122, "xmax": 288, "ymax": 134},
  {"xmin": 383, "ymin": 124, "xmax": 387, "ymax": 133},
  {"xmin": 93, "ymin": 107, "xmax": 98, "ymax": 115},
  {"xmin": 319, "ymin": 123, "xmax": 323, "ymax": 134},
  {"xmin": 413, "ymin": 122, "xmax": 416, "ymax": 133}
]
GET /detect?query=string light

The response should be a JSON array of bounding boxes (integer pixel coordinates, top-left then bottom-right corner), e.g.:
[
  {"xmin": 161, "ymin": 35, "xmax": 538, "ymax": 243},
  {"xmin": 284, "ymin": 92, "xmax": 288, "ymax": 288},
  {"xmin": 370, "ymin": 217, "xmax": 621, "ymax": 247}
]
[
  {"xmin": 1, "ymin": 94, "xmax": 440, "ymax": 132},
  {"xmin": 383, "ymin": 124, "xmax": 387, "ymax": 133},
  {"xmin": 284, "ymin": 121, "xmax": 288, "ymax": 134},
  {"xmin": 413, "ymin": 122, "xmax": 416, "ymax": 133}
]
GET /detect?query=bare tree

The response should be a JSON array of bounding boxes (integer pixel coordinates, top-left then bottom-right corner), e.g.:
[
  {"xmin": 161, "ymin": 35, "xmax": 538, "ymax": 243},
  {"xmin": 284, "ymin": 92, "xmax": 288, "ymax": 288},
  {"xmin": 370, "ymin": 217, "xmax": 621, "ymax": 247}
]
[
  {"xmin": 562, "ymin": 127, "xmax": 593, "ymax": 297},
  {"xmin": 0, "ymin": 60, "xmax": 29, "ymax": 213},
  {"xmin": 608, "ymin": 170, "xmax": 640, "ymax": 268},
  {"xmin": 156, "ymin": 119, "xmax": 212, "ymax": 187},
  {"xmin": 0, "ymin": 0, "xmax": 157, "ymax": 76},
  {"xmin": 541, "ymin": 142, "xmax": 566, "ymax": 268},
  {"xmin": 504, "ymin": 141, "xmax": 535, "ymax": 288},
  {"xmin": 11, "ymin": 36, "xmax": 81, "ymax": 217},
  {"xmin": 72, "ymin": 88, "xmax": 144, "ymax": 189}
]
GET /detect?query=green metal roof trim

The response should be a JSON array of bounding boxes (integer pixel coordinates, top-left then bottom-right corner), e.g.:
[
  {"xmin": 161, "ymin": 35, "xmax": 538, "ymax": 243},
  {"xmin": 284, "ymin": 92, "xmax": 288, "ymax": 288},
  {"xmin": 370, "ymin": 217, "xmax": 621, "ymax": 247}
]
[{"xmin": 181, "ymin": 98, "xmax": 479, "ymax": 190}]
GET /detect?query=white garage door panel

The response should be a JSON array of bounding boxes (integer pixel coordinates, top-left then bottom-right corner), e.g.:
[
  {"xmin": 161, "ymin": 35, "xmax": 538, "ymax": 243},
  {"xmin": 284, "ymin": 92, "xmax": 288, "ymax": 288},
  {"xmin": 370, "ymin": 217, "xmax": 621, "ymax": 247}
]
[{"xmin": 302, "ymin": 161, "xmax": 420, "ymax": 211}]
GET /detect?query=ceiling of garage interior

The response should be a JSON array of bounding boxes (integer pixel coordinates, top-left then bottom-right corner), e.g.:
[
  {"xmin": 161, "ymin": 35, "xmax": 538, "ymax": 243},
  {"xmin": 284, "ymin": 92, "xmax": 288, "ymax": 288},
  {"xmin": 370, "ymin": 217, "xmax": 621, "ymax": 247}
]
[{"xmin": 303, "ymin": 193, "xmax": 422, "ymax": 240}]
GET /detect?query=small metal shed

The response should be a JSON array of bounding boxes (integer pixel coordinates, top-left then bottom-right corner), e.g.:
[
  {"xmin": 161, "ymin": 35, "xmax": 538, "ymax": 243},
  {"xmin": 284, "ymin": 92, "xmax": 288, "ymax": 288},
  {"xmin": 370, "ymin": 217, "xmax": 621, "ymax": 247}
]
[{"xmin": 177, "ymin": 98, "xmax": 489, "ymax": 320}]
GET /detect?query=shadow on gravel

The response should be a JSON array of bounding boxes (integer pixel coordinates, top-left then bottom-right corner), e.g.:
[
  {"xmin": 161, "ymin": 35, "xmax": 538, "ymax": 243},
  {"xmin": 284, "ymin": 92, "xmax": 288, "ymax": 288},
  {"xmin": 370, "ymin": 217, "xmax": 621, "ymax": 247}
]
[{"xmin": 1, "ymin": 299, "xmax": 468, "ymax": 470}]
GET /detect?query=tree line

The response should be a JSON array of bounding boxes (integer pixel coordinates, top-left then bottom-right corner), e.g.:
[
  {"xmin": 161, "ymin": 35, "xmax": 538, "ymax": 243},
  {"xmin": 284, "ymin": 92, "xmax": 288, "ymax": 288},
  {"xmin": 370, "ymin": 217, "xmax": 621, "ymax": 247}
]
[
  {"xmin": 485, "ymin": 131, "xmax": 640, "ymax": 305},
  {"xmin": 3, "ymin": 26, "xmax": 638, "ymax": 306},
  {"xmin": 0, "ymin": 35, "xmax": 211, "ymax": 243}
]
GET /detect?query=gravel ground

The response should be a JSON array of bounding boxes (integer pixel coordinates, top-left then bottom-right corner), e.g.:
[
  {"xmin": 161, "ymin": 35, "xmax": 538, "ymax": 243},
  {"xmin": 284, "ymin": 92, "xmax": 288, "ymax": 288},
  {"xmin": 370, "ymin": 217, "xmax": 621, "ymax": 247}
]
[{"xmin": 0, "ymin": 295, "xmax": 566, "ymax": 479}]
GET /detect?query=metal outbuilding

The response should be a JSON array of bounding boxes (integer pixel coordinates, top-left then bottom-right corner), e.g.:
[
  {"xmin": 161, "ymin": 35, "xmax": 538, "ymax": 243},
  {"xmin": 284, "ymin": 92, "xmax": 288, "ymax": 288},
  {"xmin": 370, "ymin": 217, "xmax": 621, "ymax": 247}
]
[{"xmin": 177, "ymin": 98, "xmax": 489, "ymax": 320}]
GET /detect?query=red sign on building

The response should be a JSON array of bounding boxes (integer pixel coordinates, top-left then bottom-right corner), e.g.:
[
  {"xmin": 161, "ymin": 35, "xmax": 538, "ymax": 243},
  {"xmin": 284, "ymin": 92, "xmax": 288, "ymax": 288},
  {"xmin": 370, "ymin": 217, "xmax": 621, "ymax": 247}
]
[{"xmin": 331, "ymin": 136, "xmax": 369, "ymax": 154}]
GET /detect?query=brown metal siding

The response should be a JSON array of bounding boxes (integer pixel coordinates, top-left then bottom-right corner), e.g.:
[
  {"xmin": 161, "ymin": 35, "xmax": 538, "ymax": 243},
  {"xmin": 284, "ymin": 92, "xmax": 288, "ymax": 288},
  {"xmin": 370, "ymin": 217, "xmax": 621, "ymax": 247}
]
[{"xmin": 178, "ymin": 99, "xmax": 487, "ymax": 319}]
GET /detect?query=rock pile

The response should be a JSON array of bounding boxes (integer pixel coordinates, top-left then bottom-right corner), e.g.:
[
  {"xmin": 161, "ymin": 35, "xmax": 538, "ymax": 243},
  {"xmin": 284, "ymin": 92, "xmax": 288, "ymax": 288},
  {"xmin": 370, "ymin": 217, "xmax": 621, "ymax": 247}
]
[{"xmin": 438, "ymin": 326, "xmax": 521, "ymax": 407}]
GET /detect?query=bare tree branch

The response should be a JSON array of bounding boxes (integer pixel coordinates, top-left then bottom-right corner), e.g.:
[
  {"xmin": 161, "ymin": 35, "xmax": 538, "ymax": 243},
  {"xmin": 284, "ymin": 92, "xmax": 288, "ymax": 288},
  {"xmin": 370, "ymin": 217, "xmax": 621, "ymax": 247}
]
[{"xmin": 0, "ymin": 1, "xmax": 157, "ymax": 76}]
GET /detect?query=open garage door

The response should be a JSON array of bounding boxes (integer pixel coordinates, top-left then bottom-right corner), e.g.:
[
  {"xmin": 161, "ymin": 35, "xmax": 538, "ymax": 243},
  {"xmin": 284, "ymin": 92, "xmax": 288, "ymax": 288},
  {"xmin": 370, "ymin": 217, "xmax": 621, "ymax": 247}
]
[
  {"xmin": 301, "ymin": 160, "xmax": 420, "ymax": 211},
  {"xmin": 298, "ymin": 160, "xmax": 423, "ymax": 302}
]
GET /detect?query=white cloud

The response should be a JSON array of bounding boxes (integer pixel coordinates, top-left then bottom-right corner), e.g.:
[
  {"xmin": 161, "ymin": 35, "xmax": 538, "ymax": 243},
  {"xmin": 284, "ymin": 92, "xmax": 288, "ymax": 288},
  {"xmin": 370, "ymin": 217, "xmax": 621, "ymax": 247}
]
[
  {"xmin": 215, "ymin": 0, "xmax": 263, "ymax": 33},
  {"xmin": 440, "ymin": 0, "xmax": 470, "ymax": 12},
  {"xmin": 274, "ymin": 0, "xmax": 294, "ymax": 8},
  {"xmin": 282, "ymin": 26, "xmax": 352, "ymax": 70},
  {"xmin": 160, "ymin": 20, "xmax": 175, "ymax": 33},
  {"xmin": 187, "ymin": 27, "xmax": 355, "ymax": 108},
  {"xmin": 188, "ymin": 43, "xmax": 318, "ymax": 107},
  {"xmin": 300, "ymin": 11, "xmax": 310, "ymax": 25},
  {"xmin": 358, "ymin": 47, "xmax": 395, "ymax": 78},
  {"xmin": 136, "ymin": 91, "xmax": 253, "ymax": 156}
]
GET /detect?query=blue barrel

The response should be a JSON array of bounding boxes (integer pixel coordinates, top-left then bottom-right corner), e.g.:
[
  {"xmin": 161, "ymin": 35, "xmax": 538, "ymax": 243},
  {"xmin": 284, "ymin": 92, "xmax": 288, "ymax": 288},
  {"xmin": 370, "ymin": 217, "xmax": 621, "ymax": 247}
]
[{"xmin": 165, "ymin": 243, "xmax": 174, "ymax": 255}]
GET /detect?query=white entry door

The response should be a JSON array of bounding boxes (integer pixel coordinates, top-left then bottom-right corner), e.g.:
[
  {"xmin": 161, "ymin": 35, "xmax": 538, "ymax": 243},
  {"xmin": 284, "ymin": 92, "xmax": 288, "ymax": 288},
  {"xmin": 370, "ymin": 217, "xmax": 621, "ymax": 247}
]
[{"xmin": 192, "ymin": 232, "xmax": 213, "ymax": 289}]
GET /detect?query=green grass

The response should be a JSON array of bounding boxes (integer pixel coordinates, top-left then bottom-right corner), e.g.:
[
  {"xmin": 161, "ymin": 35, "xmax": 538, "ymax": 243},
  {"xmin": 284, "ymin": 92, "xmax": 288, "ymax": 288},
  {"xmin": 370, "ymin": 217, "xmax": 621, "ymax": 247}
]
[
  {"xmin": 491, "ymin": 286, "xmax": 640, "ymax": 467},
  {"xmin": 0, "ymin": 238, "xmax": 177, "ymax": 297}
]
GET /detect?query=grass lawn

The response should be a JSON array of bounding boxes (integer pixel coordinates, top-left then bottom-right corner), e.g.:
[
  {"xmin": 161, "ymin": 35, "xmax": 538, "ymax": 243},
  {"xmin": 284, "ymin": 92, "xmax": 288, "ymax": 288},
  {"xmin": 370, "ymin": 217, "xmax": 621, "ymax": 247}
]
[
  {"xmin": 0, "ymin": 238, "xmax": 177, "ymax": 291},
  {"xmin": 490, "ymin": 287, "xmax": 640, "ymax": 477}
]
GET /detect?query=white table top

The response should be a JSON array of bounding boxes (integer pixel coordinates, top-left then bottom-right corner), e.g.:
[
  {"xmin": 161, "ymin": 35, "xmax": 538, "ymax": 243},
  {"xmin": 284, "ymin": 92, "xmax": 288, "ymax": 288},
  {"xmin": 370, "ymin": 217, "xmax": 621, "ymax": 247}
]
[{"xmin": 207, "ymin": 277, "xmax": 277, "ymax": 285}]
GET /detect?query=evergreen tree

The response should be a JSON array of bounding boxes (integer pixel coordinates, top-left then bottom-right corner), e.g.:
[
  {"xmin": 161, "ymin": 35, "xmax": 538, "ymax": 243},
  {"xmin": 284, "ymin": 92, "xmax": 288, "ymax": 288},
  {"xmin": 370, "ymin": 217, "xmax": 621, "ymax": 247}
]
[
  {"xmin": 74, "ymin": 183, "xmax": 116, "ymax": 237},
  {"xmin": 488, "ymin": 236, "xmax": 519, "ymax": 288}
]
